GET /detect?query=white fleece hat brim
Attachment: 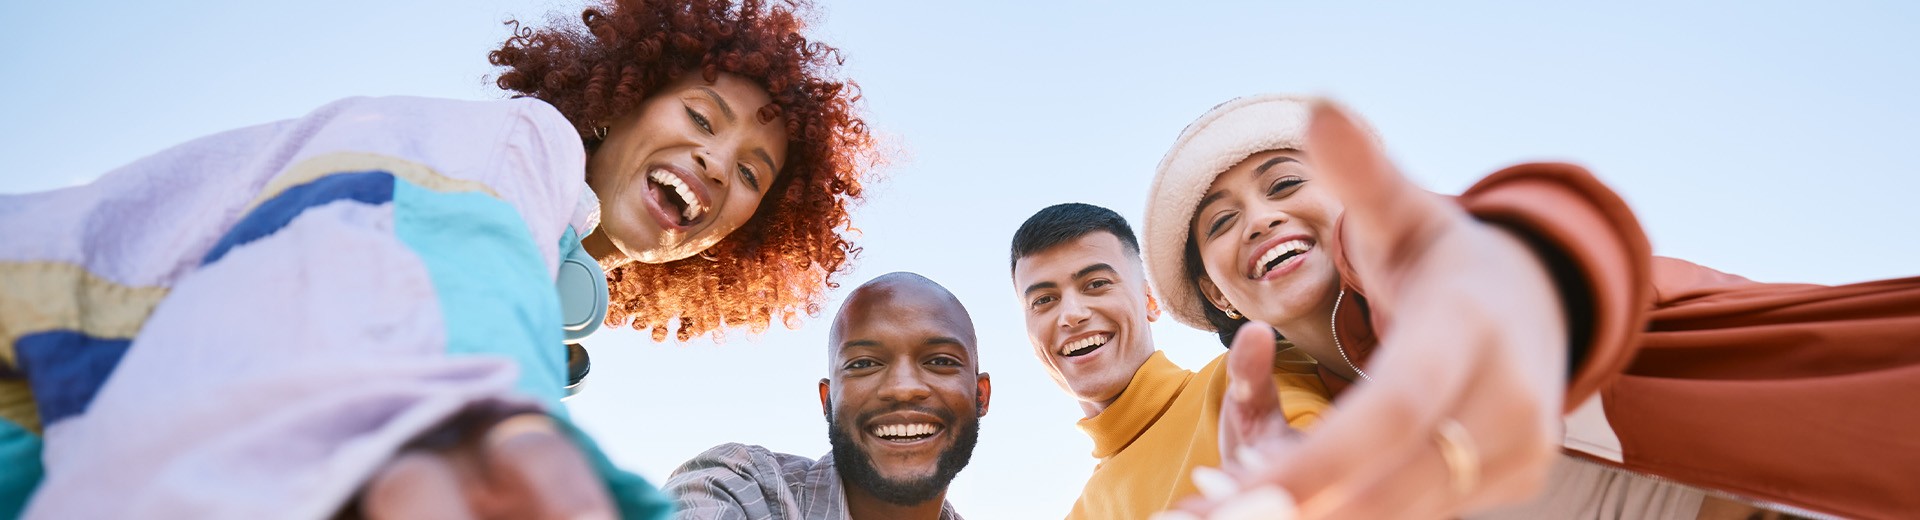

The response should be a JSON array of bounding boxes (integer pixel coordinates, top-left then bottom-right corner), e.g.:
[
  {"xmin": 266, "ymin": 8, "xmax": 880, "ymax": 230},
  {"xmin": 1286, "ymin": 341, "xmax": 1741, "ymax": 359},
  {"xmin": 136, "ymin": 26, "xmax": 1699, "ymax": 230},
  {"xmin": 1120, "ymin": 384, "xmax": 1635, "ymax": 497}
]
[{"xmin": 1143, "ymin": 94, "xmax": 1323, "ymax": 332}]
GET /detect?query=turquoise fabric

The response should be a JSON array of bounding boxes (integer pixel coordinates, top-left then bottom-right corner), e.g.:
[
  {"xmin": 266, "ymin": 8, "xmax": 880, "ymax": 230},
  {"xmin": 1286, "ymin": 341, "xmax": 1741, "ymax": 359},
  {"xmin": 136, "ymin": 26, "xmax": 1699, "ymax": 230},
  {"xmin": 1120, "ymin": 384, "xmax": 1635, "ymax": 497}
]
[
  {"xmin": 391, "ymin": 178, "xmax": 671, "ymax": 519},
  {"xmin": 0, "ymin": 419, "xmax": 41, "ymax": 520},
  {"xmin": 392, "ymin": 179, "xmax": 567, "ymax": 406},
  {"xmin": 558, "ymin": 416, "xmax": 678, "ymax": 519}
]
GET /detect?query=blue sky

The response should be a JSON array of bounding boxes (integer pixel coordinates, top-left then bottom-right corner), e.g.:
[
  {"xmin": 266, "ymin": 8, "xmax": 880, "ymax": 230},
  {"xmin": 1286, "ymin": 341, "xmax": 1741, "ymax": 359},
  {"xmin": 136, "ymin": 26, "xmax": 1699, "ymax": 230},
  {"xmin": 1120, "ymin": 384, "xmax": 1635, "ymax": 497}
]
[{"xmin": 4, "ymin": 1, "xmax": 1917, "ymax": 517}]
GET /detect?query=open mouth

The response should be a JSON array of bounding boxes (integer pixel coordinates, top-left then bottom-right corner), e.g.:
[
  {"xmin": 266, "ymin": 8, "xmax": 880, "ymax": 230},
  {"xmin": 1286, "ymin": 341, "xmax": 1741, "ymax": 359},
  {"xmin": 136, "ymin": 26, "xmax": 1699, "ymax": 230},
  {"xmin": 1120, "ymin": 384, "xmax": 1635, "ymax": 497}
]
[
  {"xmin": 1059, "ymin": 333, "xmax": 1110, "ymax": 358},
  {"xmin": 647, "ymin": 169, "xmax": 708, "ymax": 226},
  {"xmin": 1252, "ymin": 238, "xmax": 1313, "ymax": 278},
  {"xmin": 869, "ymin": 422, "xmax": 943, "ymax": 443}
]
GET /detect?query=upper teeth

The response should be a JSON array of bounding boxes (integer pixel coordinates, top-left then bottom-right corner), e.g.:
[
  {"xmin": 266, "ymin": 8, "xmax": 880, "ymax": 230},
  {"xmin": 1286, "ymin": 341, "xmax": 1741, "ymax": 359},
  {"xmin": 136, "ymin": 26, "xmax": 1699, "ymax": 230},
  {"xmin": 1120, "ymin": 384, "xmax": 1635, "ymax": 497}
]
[
  {"xmin": 872, "ymin": 423, "xmax": 938, "ymax": 438},
  {"xmin": 1060, "ymin": 334, "xmax": 1110, "ymax": 356},
  {"xmin": 648, "ymin": 170, "xmax": 706, "ymax": 221},
  {"xmin": 1256, "ymin": 239, "xmax": 1311, "ymax": 275}
]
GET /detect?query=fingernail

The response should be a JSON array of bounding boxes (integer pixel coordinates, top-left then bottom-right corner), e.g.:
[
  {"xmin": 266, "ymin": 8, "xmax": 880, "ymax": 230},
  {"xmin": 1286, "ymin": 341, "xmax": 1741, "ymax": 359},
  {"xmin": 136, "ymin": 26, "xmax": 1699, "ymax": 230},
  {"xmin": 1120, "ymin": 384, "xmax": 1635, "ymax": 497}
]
[
  {"xmin": 485, "ymin": 413, "xmax": 557, "ymax": 448},
  {"xmin": 1190, "ymin": 466, "xmax": 1241, "ymax": 500},
  {"xmin": 1235, "ymin": 446, "xmax": 1272, "ymax": 474},
  {"xmin": 1213, "ymin": 486, "xmax": 1299, "ymax": 520}
]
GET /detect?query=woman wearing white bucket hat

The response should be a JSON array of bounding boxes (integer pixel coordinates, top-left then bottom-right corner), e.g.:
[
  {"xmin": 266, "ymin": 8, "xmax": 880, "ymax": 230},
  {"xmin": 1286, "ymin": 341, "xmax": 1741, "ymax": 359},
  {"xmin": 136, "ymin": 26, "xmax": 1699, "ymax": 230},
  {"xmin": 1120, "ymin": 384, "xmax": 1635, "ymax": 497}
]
[{"xmin": 1141, "ymin": 97, "xmax": 1920, "ymax": 519}]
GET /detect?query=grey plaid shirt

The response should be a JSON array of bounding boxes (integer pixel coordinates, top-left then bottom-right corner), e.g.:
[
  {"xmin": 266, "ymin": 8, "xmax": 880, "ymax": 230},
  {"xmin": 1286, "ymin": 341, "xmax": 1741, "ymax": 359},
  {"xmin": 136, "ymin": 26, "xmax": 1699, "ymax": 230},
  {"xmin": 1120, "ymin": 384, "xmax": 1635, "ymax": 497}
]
[{"xmin": 663, "ymin": 443, "xmax": 963, "ymax": 520}]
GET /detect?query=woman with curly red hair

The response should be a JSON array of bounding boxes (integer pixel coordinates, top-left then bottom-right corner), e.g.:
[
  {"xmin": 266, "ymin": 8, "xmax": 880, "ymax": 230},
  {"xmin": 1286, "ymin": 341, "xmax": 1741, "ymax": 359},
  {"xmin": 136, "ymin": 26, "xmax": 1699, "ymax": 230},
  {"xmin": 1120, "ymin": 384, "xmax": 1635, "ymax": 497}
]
[
  {"xmin": 490, "ymin": 0, "xmax": 876, "ymax": 342},
  {"xmin": 0, "ymin": 0, "xmax": 872, "ymax": 518}
]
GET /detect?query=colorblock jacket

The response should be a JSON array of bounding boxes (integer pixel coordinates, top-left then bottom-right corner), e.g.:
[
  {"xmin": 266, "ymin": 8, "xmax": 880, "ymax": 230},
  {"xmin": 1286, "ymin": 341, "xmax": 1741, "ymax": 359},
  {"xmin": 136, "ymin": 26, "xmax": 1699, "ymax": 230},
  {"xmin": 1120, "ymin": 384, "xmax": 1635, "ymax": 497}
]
[{"xmin": 0, "ymin": 97, "xmax": 671, "ymax": 519}]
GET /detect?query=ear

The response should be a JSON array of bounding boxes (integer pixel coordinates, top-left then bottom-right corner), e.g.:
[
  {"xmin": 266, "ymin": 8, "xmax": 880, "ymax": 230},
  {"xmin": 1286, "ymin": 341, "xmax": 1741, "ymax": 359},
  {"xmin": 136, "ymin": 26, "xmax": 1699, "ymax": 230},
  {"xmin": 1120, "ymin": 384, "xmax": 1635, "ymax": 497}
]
[
  {"xmin": 818, "ymin": 378, "xmax": 832, "ymax": 417},
  {"xmin": 1144, "ymin": 287, "xmax": 1163, "ymax": 322},
  {"xmin": 1195, "ymin": 276, "xmax": 1235, "ymax": 315},
  {"xmin": 975, "ymin": 372, "xmax": 992, "ymax": 417}
]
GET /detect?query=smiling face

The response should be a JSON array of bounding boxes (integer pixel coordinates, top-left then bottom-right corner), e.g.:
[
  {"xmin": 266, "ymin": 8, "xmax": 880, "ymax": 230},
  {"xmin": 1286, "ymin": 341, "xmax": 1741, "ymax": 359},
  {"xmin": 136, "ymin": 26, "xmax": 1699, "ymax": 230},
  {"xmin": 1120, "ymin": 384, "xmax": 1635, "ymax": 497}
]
[
  {"xmin": 1012, "ymin": 231, "xmax": 1159, "ymax": 417},
  {"xmin": 820, "ymin": 274, "xmax": 988, "ymax": 506},
  {"xmin": 586, "ymin": 71, "xmax": 790, "ymax": 264},
  {"xmin": 1190, "ymin": 149, "xmax": 1345, "ymax": 332}
]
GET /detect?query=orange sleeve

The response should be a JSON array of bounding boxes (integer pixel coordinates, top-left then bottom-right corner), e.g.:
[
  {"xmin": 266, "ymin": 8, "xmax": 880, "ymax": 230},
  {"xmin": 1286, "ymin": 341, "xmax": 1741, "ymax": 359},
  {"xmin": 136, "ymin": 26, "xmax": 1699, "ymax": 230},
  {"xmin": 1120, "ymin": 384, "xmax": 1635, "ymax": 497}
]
[{"xmin": 1455, "ymin": 163, "xmax": 1655, "ymax": 412}]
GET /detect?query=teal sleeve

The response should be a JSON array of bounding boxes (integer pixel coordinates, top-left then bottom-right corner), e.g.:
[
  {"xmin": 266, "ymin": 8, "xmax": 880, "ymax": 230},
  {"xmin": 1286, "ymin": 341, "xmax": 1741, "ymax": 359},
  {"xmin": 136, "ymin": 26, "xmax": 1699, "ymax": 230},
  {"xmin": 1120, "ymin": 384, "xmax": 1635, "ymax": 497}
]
[{"xmin": 0, "ymin": 418, "xmax": 42, "ymax": 520}]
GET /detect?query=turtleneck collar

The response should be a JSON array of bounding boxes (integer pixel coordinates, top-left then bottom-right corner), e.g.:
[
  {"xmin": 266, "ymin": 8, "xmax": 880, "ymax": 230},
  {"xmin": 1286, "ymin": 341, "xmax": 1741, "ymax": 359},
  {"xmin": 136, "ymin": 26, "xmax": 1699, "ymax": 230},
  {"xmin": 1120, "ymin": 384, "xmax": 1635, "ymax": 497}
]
[{"xmin": 1076, "ymin": 351, "xmax": 1192, "ymax": 459}]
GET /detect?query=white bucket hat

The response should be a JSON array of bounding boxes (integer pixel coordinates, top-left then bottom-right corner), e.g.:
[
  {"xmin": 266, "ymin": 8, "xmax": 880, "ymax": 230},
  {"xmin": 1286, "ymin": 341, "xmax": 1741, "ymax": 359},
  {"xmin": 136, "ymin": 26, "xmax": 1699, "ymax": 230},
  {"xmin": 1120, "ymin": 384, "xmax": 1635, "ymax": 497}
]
[{"xmin": 1142, "ymin": 94, "xmax": 1326, "ymax": 331}]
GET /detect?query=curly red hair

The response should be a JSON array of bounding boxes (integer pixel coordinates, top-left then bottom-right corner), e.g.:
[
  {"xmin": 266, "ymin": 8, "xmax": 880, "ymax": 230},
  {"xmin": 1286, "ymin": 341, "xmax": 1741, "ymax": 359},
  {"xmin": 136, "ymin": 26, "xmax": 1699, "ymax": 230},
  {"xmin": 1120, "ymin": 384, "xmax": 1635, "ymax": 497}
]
[{"xmin": 488, "ymin": 0, "xmax": 876, "ymax": 342}]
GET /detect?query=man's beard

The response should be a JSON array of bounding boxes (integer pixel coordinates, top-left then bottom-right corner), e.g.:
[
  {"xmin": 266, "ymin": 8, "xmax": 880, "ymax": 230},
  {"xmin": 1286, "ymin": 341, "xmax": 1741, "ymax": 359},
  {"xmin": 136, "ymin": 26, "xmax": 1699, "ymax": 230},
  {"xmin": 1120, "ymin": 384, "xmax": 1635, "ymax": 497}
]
[{"xmin": 826, "ymin": 406, "xmax": 981, "ymax": 506}]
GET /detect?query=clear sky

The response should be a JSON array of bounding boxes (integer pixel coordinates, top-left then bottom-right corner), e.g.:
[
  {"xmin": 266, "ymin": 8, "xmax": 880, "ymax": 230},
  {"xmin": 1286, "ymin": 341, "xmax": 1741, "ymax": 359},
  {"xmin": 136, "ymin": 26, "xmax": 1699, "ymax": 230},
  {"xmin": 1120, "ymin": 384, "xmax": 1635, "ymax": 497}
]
[{"xmin": 4, "ymin": 1, "xmax": 1917, "ymax": 517}]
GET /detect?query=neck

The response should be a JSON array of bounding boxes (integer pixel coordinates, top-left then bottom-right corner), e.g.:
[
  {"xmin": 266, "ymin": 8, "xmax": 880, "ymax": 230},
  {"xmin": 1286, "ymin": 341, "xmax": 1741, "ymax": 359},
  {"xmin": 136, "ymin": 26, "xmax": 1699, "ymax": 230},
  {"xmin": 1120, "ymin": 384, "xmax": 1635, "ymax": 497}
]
[
  {"xmin": 581, "ymin": 228, "xmax": 632, "ymax": 269},
  {"xmin": 1076, "ymin": 343, "xmax": 1155, "ymax": 419},
  {"xmin": 842, "ymin": 479, "xmax": 946, "ymax": 520},
  {"xmin": 1273, "ymin": 294, "xmax": 1360, "ymax": 382},
  {"xmin": 1275, "ymin": 319, "xmax": 1358, "ymax": 382}
]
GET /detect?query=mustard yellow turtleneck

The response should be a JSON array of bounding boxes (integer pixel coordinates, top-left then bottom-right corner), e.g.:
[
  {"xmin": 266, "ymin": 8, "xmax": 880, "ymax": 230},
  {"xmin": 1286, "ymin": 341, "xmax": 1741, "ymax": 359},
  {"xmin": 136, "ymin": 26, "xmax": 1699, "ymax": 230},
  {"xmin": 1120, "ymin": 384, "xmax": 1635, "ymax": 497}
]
[{"xmin": 1067, "ymin": 350, "xmax": 1330, "ymax": 520}]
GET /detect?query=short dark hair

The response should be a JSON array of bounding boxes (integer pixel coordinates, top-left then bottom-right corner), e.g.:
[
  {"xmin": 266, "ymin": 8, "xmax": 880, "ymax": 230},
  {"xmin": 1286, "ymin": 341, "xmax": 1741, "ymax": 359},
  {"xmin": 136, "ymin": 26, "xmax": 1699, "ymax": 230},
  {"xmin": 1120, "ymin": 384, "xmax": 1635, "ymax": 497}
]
[{"xmin": 1010, "ymin": 203, "xmax": 1142, "ymax": 272}]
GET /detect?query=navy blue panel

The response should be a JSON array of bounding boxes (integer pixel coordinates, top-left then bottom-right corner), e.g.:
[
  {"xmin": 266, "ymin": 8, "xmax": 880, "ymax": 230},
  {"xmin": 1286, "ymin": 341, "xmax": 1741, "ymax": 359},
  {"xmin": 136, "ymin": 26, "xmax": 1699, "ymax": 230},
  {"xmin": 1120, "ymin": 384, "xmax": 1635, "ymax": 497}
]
[
  {"xmin": 202, "ymin": 171, "xmax": 394, "ymax": 265},
  {"xmin": 13, "ymin": 331, "xmax": 134, "ymax": 426}
]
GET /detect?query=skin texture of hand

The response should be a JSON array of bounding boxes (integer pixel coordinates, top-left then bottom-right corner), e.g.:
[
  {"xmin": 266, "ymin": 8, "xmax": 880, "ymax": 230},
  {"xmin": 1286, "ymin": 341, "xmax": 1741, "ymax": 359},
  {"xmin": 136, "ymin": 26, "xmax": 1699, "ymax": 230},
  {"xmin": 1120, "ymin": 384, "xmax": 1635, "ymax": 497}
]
[
  {"xmin": 1167, "ymin": 101, "xmax": 1571, "ymax": 519},
  {"xmin": 353, "ymin": 414, "xmax": 615, "ymax": 520}
]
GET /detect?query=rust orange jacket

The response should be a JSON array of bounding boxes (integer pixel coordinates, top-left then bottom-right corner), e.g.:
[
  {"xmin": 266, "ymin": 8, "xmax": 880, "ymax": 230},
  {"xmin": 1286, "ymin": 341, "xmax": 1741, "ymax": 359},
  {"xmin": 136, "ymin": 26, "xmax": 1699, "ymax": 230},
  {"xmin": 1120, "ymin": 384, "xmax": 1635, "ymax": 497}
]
[{"xmin": 1320, "ymin": 162, "xmax": 1920, "ymax": 520}]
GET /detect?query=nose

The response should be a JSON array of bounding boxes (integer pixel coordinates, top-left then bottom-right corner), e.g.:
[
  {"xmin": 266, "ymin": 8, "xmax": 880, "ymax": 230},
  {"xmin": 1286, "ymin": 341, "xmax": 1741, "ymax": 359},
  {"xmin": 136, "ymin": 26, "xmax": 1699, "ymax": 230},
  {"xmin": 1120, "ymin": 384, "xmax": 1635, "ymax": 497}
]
[
  {"xmin": 1057, "ymin": 292, "xmax": 1091, "ymax": 330},
  {"xmin": 691, "ymin": 148, "xmax": 726, "ymax": 188},
  {"xmin": 1244, "ymin": 207, "xmax": 1288, "ymax": 243},
  {"xmin": 878, "ymin": 365, "xmax": 933, "ymax": 403}
]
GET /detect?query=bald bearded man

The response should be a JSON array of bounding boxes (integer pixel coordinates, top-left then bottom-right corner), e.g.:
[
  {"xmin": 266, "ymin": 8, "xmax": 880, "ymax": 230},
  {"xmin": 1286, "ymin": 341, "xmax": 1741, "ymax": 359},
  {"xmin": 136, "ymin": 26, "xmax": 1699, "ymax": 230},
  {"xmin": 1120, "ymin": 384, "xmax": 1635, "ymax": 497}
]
[{"xmin": 664, "ymin": 272, "xmax": 990, "ymax": 520}]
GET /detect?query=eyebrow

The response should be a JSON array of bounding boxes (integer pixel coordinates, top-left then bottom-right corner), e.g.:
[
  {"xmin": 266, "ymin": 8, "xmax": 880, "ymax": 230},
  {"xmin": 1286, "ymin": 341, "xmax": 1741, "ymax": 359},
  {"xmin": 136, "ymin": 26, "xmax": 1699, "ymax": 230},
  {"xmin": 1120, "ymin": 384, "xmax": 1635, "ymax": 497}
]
[
  {"xmin": 753, "ymin": 148, "xmax": 779, "ymax": 177},
  {"xmin": 1075, "ymin": 263, "xmax": 1117, "ymax": 280},
  {"xmin": 695, "ymin": 87, "xmax": 736, "ymax": 122},
  {"xmin": 1196, "ymin": 190, "xmax": 1227, "ymax": 217},
  {"xmin": 1023, "ymin": 263, "xmax": 1117, "ymax": 297},
  {"xmin": 1253, "ymin": 155, "xmax": 1299, "ymax": 176},
  {"xmin": 841, "ymin": 339, "xmax": 881, "ymax": 351}
]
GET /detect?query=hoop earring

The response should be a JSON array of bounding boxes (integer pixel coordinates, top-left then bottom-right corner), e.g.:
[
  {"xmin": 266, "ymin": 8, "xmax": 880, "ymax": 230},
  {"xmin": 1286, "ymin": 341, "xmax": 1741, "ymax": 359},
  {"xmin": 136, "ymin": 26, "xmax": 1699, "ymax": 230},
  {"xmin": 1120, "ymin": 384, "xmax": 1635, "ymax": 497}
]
[
  {"xmin": 1223, "ymin": 308, "xmax": 1242, "ymax": 320},
  {"xmin": 593, "ymin": 126, "xmax": 609, "ymax": 140},
  {"xmin": 697, "ymin": 249, "xmax": 719, "ymax": 262}
]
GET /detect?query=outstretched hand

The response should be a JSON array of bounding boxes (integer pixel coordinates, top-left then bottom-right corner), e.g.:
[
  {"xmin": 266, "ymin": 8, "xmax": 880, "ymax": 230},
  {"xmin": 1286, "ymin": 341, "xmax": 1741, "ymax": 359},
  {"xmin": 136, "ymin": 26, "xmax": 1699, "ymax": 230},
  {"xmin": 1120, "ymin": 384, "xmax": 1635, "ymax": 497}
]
[
  {"xmin": 1168, "ymin": 100, "xmax": 1571, "ymax": 519},
  {"xmin": 355, "ymin": 414, "xmax": 615, "ymax": 520}
]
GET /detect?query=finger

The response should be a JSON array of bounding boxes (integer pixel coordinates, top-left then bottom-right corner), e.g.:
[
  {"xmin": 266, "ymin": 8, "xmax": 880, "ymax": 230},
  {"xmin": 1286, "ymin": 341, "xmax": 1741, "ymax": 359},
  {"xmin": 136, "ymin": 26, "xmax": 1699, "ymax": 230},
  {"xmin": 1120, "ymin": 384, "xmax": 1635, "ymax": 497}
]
[
  {"xmin": 362, "ymin": 451, "xmax": 477, "ymax": 520},
  {"xmin": 1225, "ymin": 322, "xmax": 1283, "ymax": 419},
  {"xmin": 1296, "ymin": 437, "xmax": 1460, "ymax": 520},
  {"xmin": 1305, "ymin": 359, "xmax": 1557, "ymax": 519},
  {"xmin": 1255, "ymin": 304, "xmax": 1486, "ymax": 506},
  {"xmin": 1303, "ymin": 100, "xmax": 1457, "ymax": 282},
  {"xmin": 482, "ymin": 414, "xmax": 616, "ymax": 520}
]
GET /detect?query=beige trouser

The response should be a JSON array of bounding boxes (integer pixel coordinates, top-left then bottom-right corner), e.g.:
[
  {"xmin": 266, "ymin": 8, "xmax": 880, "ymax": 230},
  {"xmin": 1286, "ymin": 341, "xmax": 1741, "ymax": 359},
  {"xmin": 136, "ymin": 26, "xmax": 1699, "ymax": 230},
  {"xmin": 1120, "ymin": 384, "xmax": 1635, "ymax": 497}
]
[{"xmin": 1470, "ymin": 455, "xmax": 1705, "ymax": 520}]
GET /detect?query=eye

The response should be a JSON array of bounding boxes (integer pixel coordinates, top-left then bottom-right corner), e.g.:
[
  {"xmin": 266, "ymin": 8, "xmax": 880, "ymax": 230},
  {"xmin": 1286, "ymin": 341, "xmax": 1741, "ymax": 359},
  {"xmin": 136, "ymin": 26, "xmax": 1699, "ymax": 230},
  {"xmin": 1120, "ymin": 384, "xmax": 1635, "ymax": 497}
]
[
  {"xmin": 1085, "ymin": 278, "xmax": 1113, "ymax": 291},
  {"xmin": 737, "ymin": 164, "xmax": 761, "ymax": 192},
  {"xmin": 845, "ymin": 359, "xmax": 878, "ymax": 370},
  {"xmin": 928, "ymin": 356, "xmax": 963, "ymax": 367},
  {"xmin": 1030, "ymin": 294, "xmax": 1057, "ymax": 309},
  {"xmin": 1267, "ymin": 176, "xmax": 1306, "ymax": 197},
  {"xmin": 1206, "ymin": 211, "xmax": 1236, "ymax": 238},
  {"xmin": 686, "ymin": 107, "xmax": 713, "ymax": 134}
]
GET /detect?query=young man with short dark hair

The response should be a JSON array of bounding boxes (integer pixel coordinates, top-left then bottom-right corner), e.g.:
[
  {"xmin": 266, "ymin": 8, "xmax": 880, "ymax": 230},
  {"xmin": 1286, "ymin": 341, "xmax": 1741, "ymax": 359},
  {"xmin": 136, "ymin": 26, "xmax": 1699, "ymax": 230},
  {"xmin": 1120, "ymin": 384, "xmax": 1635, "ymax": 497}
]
[{"xmin": 1009, "ymin": 203, "xmax": 1328, "ymax": 520}]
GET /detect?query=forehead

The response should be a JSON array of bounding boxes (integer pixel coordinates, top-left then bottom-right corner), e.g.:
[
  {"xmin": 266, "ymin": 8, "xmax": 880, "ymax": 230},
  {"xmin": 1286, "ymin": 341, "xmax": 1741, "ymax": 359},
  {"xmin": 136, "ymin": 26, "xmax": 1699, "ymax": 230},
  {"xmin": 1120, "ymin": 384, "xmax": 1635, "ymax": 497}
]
[
  {"xmin": 833, "ymin": 287, "xmax": 974, "ymax": 353},
  {"xmin": 1013, "ymin": 232, "xmax": 1141, "ymax": 283}
]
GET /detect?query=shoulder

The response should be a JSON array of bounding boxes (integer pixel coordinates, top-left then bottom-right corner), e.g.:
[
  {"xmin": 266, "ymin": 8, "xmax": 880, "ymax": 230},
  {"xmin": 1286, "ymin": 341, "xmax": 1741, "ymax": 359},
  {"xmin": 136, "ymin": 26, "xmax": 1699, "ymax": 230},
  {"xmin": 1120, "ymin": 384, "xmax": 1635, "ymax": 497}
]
[{"xmin": 664, "ymin": 444, "xmax": 790, "ymax": 519}]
